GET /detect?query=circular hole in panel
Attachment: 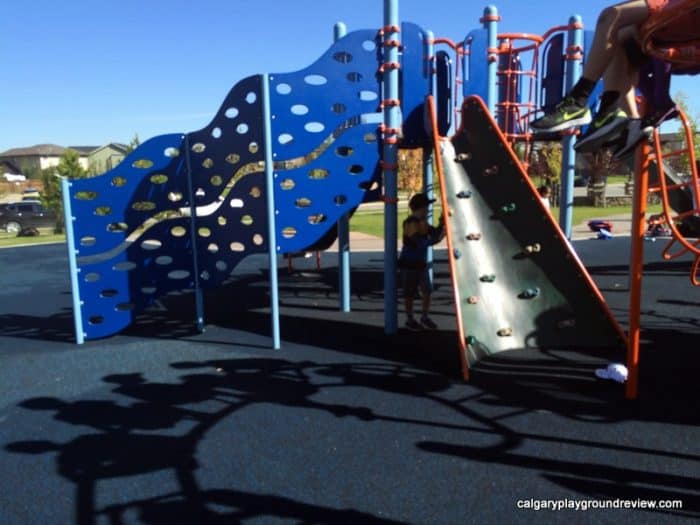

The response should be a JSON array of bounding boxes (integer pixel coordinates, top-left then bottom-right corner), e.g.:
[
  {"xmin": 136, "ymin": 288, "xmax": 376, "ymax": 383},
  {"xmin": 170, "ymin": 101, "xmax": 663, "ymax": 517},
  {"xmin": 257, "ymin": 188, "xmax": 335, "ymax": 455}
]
[
  {"xmin": 347, "ymin": 72, "xmax": 363, "ymax": 82},
  {"xmin": 236, "ymin": 123, "xmax": 249, "ymax": 134},
  {"xmin": 132, "ymin": 159, "xmax": 154, "ymax": 168},
  {"xmin": 195, "ymin": 188, "xmax": 206, "ymax": 197},
  {"xmin": 210, "ymin": 174, "xmax": 223, "ymax": 186},
  {"xmin": 295, "ymin": 197, "xmax": 311, "ymax": 208},
  {"xmin": 80, "ymin": 236, "xmax": 96, "ymax": 247},
  {"xmin": 142, "ymin": 286, "xmax": 157, "ymax": 294},
  {"xmin": 75, "ymin": 191, "xmax": 98, "ymax": 201},
  {"xmin": 115, "ymin": 302, "xmax": 134, "ymax": 312},
  {"xmin": 191, "ymin": 142, "xmax": 206, "ymax": 153},
  {"xmin": 150, "ymin": 174, "xmax": 168, "ymax": 184},
  {"xmin": 216, "ymin": 260, "xmax": 228, "ymax": 272},
  {"xmin": 112, "ymin": 176, "xmax": 127, "ymax": 187},
  {"xmin": 211, "ymin": 127, "xmax": 222, "ymax": 139},
  {"xmin": 359, "ymin": 90, "xmax": 378, "ymax": 101},
  {"xmin": 132, "ymin": 201, "xmax": 156, "ymax": 211},
  {"xmin": 217, "ymin": 216, "xmax": 227, "ymax": 226},
  {"xmin": 253, "ymin": 234, "xmax": 263, "ymax": 246},
  {"xmin": 141, "ymin": 239, "xmax": 162, "ymax": 250},
  {"xmin": 348, "ymin": 164, "xmax": 364, "ymax": 174},
  {"xmin": 168, "ymin": 270, "xmax": 190, "ymax": 280},
  {"xmin": 336, "ymin": 146, "xmax": 354, "ymax": 157},
  {"xmin": 230, "ymin": 242, "xmax": 245, "ymax": 252},
  {"xmin": 225, "ymin": 107, "xmax": 239, "ymax": 119},
  {"xmin": 245, "ymin": 92, "xmax": 257, "ymax": 104},
  {"xmin": 282, "ymin": 227, "xmax": 297, "ymax": 239},
  {"xmin": 200, "ymin": 271, "xmax": 210, "ymax": 281},
  {"xmin": 334, "ymin": 195, "xmax": 348, "ymax": 205},
  {"xmin": 308, "ymin": 214, "xmax": 327, "ymax": 224},
  {"xmin": 107, "ymin": 222, "xmax": 128, "ymax": 233},
  {"xmin": 240, "ymin": 215, "xmax": 253, "ymax": 226},
  {"xmin": 198, "ymin": 227, "xmax": 212, "ymax": 237},
  {"xmin": 309, "ymin": 168, "xmax": 329, "ymax": 180},
  {"xmin": 89, "ymin": 316, "xmax": 104, "ymax": 325},
  {"xmin": 226, "ymin": 153, "xmax": 240, "ymax": 164},
  {"xmin": 280, "ymin": 178, "xmax": 295, "ymax": 190},
  {"xmin": 164, "ymin": 147, "xmax": 180, "ymax": 158},
  {"xmin": 291, "ymin": 104, "xmax": 309, "ymax": 115},
  {"xmin": 168, "ymin": 192, "xmax": 183, "ymax": 202},
  {"xmin": 362, "ymin": 40, "xmax": 376, "ymax": 51},
  {"xmin": 304, "ymin": 122, "xmax": 325, "ymax": 133},
  {"xmin": 364, "ymin": 132, "xmax": 377, "ymax": 143},
  {"xmin": 333, "ymin": 51, "xmax": 353, "ymax": 63},
  {"xmin": 250, "ymin": 186, "xmax": 261, "ymax": 198},
  {"xmin": 94, "ymin": 206, "xmax": 111, "ymax": 216},
  {"xmin": 114, "ymin": 261, "xmax": 137, "ymax": 271},
  {"xmin": 359, "ymin": 180, "xmax": 380, "ymax": 191},
  {"xmin": 332, "ymin": 103, "xmax": 346, "ymax": 114},
  {"xmin": 249, "ymin": 142, "xmax": 259, "ymax": 154},
  {"xmin": 304, "ymin": 74, "xmax": 327, "ymax": 86},
  {"xmin": 85, "ymin": 272, "xmax": 100, "ymax": 282},
  {"xmin": 208, "ymin": 243, "xmax": 219, "ymax": 253},
  {"xmin": 202, "ymin": 158, "xmax": 214, "ymax": 169},
  {"xmin": 278, "ymin": 133, "xmax": 293, "ymax": 145},
  {"xmin": 276, "ymin": 83, "xmax": 292, "ymax": 95},
  {"xmin": 230, "ymin": 198, "xmax": 244, "ymax": 208},
  {"xmin": 171, "ymin": 225, "xmax": 187, "ymax": 237},
  {"xmin": 100, "ymin": 289, "xmax": 118, "ymax": 298}
]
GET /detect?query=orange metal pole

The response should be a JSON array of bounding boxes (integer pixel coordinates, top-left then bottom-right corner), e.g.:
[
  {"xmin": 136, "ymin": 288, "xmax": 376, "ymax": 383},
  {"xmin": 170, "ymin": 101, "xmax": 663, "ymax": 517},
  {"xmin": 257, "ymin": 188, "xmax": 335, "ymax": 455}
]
[
  {"xmin": 626, "ymin": 142, "xmax": 651, "ymax": 400},
  {"xmin": 426, "ymin": 95, "xmax": 470, "ymax": 380}
]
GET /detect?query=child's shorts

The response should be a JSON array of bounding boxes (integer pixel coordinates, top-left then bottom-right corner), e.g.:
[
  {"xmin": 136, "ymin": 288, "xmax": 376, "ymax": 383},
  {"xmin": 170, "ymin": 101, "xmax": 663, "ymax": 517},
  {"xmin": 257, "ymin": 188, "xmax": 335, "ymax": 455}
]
[{"xmin": 402, "ymin": 268, "xmax": 432, "ymax": 298}]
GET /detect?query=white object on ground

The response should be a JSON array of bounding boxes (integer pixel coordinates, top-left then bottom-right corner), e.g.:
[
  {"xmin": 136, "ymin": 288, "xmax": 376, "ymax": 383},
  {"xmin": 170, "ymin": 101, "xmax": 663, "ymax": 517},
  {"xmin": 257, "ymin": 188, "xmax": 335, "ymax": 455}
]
[{"xmin": 595, "ymin": 363, "xmax": 628, "ymax": 383}]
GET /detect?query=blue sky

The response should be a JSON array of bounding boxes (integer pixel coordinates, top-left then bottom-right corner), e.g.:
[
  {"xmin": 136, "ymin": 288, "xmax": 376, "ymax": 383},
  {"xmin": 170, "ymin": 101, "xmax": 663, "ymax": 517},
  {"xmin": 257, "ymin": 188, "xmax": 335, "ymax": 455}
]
[{"xmin": 1, "ymin": 0, "xmax": 696, "ymax": 152}]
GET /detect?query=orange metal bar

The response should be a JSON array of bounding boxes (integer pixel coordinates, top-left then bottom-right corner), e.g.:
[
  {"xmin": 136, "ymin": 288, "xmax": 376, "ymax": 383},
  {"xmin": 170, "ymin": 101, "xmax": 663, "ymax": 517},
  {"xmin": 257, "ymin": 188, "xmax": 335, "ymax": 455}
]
[
  {"xmin": 626, "ymin": 142, "xmax": 651, "ymax": 400},
  {"xmin": 426, "ymin": 95, "xmax": 470, "ymax": 380}
]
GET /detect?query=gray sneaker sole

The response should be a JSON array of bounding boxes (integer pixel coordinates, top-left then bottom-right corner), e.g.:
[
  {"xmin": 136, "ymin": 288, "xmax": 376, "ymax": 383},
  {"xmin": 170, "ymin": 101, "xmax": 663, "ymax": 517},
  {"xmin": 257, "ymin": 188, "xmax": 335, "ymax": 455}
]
[
  {"xmin": 575, "ymin": 118, "xmax": 628, "ymax": 152},
  {"xmin": 531, "ymin": 113, "xmax": 592, "ymax": 134}
]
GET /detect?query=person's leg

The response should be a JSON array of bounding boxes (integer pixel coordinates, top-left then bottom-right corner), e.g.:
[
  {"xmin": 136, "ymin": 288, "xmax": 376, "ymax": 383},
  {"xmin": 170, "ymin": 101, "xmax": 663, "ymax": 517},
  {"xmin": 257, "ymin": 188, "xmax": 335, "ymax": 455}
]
[
  {"xmin": 419, "ymin": 270, "xmax": 438, "ymax": 329},
  {"xmin": 403, "ymin": 270, "xmax": 422, "ymax": 330}
]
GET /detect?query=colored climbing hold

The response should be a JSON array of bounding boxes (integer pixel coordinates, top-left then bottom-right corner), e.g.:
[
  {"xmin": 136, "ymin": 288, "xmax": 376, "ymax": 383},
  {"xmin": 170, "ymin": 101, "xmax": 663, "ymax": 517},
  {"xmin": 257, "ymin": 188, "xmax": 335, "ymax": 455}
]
[
  {"xmin": 456, "ymin": 190, "xmax": 472, "ymax": 199},
  {"xmin": 525, "ymin": 243, "xmax": 541, "ymax": 253},
  {"xmin": 483, "ymin": 165, "xmax": 499, "ymax": 176},
  {"xmin": 456, "ymin": 153, "xmax": 471, "ymax": 161},
  {"xmin": 480, "ymin": 274, "xmax": 496, "ymax": 283},
  {"xmin": 497, "ymin": 327, "xmax": 512, "ymax": 337},
  {"xmin": 467, "ymin": 296, "xmax": 479, "ymax": 304},
  {"xmin": 500, "ymin": 203, "xmax": 516, "ymax": 214},
  {"xmin": 520, "ymin": 287, "xmax": 540, "ymax": 299},
  {"xmin": 453, "ymin": 248, "xmax": 462, "ymax": 259},
  {"xmin": 466, "ymin": 233, "xmax": 482, "ymax": 241},
  {"xmin": 466, "ymin": 335, "xmax": 477, "ymax": 345}
]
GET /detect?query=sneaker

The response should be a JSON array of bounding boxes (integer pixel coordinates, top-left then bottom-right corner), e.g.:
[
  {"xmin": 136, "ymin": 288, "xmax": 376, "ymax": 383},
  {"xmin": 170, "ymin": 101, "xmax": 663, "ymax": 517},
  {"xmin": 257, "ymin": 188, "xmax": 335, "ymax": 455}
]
[
  {"xmin": 575, "ymin": 109, "xmax": 628, "ymax": 153},
  {"xmin": 612, "ymin": 118, "xmax": 654, "ymax": 160},
  {"xmin": 530, "ymin": 96, "xmax": 592, "ymax": 133},
  {"xmin": 405, "ymin": 318, "xmax": 423, "ymax": 331},
  {"xmin": 420, "ymin": 315, "xmax": 438, "ymax": 330}
]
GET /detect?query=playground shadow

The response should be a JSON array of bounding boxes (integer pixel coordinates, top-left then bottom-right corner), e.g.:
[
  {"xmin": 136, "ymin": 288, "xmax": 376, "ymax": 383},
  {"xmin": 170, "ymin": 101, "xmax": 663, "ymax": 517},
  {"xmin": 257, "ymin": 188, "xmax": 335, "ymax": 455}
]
[{"xmin": 5, "ymin": 356, "xmax": 699, "ymax": 523}]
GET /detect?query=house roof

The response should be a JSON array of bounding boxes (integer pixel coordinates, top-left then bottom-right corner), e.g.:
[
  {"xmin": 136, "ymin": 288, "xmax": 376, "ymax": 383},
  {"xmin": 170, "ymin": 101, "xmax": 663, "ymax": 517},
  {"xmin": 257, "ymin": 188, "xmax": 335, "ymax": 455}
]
[
  {"xmin": 88, "ymin": 143, "xmax": 129, "ymax": 156},
  {"xmin": 0, "ymin": 144, "xmax": 66, "ymax": 157},
  {"xmin": 68, "ymin": 146, "xmax": 100, "ymax": 155}
]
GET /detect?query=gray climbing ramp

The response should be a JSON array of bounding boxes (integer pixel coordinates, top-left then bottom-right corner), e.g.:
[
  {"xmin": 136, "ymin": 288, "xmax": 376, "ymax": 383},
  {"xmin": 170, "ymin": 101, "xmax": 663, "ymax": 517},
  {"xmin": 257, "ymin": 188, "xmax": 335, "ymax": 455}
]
[{"xmin": 441, "ymin": 96, "xmax": 627, "ymax": 366}]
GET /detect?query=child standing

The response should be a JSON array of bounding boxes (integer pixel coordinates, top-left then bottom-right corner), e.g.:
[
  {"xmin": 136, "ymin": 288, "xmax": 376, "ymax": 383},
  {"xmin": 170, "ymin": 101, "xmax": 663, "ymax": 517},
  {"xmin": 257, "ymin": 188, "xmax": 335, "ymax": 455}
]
[
  {"xmin": 398, "ymin": 193, "xmax": 446, "ymax": 331},
  {"xmin": 538, "ymin": 185, "xmax": 552, "ymax": 211}
]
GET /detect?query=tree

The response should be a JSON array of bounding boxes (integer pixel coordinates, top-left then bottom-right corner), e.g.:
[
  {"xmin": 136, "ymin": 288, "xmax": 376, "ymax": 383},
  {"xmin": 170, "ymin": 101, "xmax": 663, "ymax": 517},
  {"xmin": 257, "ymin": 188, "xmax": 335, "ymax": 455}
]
[
  {"xmin": 668, "ymin": 91, "xmax": 700, "ymax": 174},
  {"xmin": 398, "ymin": 149, "xmax": 423, "ymax": 192},
  {"xmin": 41, "ymin": 149, "xmax": 87, "ymax": 233},
  {"xmin": 125, "ymin": 133, "xmax": 141, "ymax": 154}
]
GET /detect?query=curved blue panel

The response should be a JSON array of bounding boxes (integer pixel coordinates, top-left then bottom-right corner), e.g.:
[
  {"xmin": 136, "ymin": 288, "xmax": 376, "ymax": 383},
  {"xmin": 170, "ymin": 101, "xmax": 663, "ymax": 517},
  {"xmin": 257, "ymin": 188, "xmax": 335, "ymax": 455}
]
[
  {"xmin": 462, "ymin": 28, "xmax": 488, "ymax": 100},
  {"xmin": 269, "ymin": 29, "xmax": 382, "ymax": 253},
  {"xmin": 401, "ymin": 22, "xmax": 432, "ymax": 146}
]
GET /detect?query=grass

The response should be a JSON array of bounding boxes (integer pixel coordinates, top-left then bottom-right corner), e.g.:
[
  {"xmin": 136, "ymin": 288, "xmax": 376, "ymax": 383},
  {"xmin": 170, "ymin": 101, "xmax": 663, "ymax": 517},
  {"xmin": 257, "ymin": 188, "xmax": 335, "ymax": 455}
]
[
  {"xmin": 350, "ymin": 203, "xmax": 664, "ymax": 239},
  {"xmin": 0, "ymin": 229, "xmax": 65, "ymax": 248}
]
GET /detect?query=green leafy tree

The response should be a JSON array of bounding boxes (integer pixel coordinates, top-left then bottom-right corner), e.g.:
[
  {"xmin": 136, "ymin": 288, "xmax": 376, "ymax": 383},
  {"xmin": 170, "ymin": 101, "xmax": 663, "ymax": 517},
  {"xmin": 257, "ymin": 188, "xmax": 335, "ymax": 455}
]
[
  {"xmin": 126, "ymin": 133, "xmax": 141, "ymax": 154},
  {"xmin": 668, "ymin": 91, "xmax": 700, "ymax": 174},
  {"xmin": 41, "ymin": 149, "xmax": 87, "ymax": 233}
]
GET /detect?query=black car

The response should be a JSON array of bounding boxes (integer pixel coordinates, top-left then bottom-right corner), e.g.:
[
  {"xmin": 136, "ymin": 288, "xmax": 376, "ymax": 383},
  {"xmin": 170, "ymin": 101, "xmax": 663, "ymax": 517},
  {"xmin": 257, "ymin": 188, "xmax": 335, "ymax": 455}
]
[{"xmin": 0, "ymin": 201, "xmax": 57, "ymax": 233}]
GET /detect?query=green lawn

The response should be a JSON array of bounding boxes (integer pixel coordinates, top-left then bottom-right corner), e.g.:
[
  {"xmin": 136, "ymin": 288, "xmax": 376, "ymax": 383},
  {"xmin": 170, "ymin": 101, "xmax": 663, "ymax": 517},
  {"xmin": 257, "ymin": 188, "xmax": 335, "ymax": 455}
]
[{"xmin": 0, "ymin": 229, "xmax": 65, "ymax": 248}]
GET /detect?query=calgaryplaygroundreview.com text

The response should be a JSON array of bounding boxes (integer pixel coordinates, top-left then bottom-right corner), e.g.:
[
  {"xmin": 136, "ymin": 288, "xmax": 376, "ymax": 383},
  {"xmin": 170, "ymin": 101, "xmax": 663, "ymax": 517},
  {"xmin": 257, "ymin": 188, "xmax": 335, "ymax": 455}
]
[{"xmin": 516, "ymin": 498, "xmax": 684, "ymax": 512}]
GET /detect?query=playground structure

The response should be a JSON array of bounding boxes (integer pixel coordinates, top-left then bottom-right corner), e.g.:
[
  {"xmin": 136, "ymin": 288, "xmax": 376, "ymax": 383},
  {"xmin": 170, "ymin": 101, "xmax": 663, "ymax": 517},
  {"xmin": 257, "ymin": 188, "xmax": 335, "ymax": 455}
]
[{"xmin": 61, "ymin": 1, "xmax": 700, "ymax": 400}]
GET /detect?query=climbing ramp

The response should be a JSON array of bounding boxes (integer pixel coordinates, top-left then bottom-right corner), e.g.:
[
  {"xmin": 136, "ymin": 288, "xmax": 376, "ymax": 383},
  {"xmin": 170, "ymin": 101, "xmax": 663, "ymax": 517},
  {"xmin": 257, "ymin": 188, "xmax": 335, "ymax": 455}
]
[
  {"xmin": 435, "ymin": 96, "xmax": 627, "ymax": 369},
  {"xmin": 63, "ymin": 29, "xmax": 384, "ymax": 341}
]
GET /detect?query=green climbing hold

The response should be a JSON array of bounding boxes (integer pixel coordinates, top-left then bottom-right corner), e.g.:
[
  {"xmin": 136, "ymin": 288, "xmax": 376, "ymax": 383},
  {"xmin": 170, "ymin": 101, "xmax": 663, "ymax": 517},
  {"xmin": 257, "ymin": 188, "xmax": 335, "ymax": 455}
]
[
  {"xmin": 500, "ymin": 203, "xmax": 516, "ymax": 214},
  {"xmin": 480, "ymin": 274, "xmax": 496, "ymax": 282},
  {"xmin": 466, "ymin": 335, "xmax": 477, "ymax": 345}
]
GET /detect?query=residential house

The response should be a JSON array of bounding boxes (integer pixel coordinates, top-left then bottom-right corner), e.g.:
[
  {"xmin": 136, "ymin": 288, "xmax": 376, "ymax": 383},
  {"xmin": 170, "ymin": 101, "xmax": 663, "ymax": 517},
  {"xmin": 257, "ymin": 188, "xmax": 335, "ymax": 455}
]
[
  {"xmin": 88, "ymin": 143, "xmax": 128, "ymax": 174},
  {"xmin": 0, "ymin": 144, "xmax": 97, "ymax": 173}
]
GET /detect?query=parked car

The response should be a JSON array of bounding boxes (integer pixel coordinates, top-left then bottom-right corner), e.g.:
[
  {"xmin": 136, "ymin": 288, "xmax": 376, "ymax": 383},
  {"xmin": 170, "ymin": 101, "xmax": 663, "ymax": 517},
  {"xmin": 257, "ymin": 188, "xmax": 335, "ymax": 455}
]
[{"xmin": 0, "ymin": 201, "xmax": 57, "ymax": 233}]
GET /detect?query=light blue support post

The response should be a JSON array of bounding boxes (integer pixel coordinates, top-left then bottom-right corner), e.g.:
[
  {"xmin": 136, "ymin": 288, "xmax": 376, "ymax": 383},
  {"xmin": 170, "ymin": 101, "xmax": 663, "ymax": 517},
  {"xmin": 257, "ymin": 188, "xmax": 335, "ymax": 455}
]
[
  {"xmin": 559, "ymin": 15, "xmax": 583, "ymax": 238},
  {"xmin": 262, "ymin": 73, "xmax": 281, "ymax": 349},
  {"xmin": 183, "ymin": 134, "xmax": 205, "ymax": 332},
  {"xmin": 61, "ymin": 178, "xmax": 85, "ymax": 344},
  {"xmin": 483, "ymin": 5, "xmax": 499, "ymax": 115},
  {"xmin": 383, "ymin": 0, "xmax": 400, "ymax": 334},
  {"xmin": 424, "ymin": 29, "xmax": 436, "ymax": 282},
  {"xmin": 335, "ymin": 21, "xmax": 351, "ymax": 313}
]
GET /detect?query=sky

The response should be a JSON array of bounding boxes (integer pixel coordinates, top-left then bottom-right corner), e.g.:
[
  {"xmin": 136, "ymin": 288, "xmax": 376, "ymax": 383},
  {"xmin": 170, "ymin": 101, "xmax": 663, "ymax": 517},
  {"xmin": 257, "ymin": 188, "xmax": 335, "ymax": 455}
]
[{"xmin": 1, "ymin": 0, "xmax": 696, "ymax": 152}]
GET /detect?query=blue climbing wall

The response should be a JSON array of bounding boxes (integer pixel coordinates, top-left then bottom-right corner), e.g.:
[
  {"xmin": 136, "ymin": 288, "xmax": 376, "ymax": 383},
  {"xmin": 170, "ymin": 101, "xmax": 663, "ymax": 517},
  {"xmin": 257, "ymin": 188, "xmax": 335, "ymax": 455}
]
[{"xmin": 269, "ymin": 29, "xmax": 382, "ymax": 254}]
